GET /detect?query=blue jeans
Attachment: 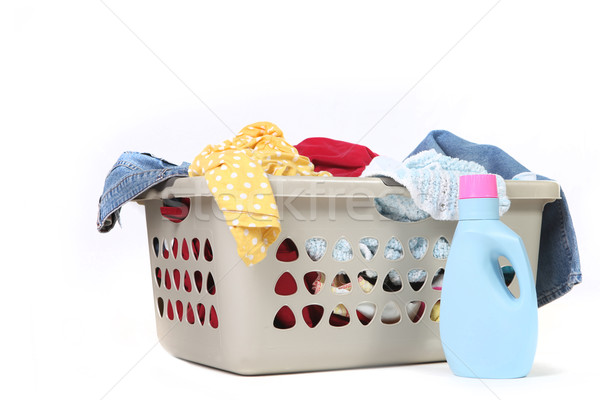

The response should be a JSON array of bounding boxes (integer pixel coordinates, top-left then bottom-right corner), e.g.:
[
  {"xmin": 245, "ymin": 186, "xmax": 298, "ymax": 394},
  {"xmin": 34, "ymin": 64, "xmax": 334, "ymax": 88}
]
[
  {"xmin": 97, "ymin": 152, "xmax": 189, "ymax": 232},
  {"xmin": 409, "ymin": 130, "xmax": 581, "ymax": 307}
]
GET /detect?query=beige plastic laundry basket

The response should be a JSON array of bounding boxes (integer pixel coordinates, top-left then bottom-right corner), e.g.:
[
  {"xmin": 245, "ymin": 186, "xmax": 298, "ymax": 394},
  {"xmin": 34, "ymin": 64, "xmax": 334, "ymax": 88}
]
[{"xmin": 135, "ymin": 176, "xmax": 560, "ymax": 375}]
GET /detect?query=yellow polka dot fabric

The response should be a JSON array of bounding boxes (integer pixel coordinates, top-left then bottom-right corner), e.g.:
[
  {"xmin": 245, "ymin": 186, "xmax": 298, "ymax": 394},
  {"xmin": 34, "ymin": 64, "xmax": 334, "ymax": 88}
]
[{"xmin": 188, "ymin": 122, "xmax": 331, "ymax": 266}]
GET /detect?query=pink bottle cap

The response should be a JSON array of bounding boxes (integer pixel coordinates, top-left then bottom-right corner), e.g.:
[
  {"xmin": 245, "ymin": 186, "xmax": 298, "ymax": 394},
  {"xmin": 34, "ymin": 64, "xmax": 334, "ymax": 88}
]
[{"xmin": 459, "ymin": 174, "xmax": 498, "ymax": 199}]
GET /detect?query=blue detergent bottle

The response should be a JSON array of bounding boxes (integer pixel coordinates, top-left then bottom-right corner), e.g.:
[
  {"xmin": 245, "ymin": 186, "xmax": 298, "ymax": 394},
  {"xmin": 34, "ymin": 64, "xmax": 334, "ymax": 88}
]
[{"xmin": 440, "ymin": 174, "xmax": 538, "ymax": 378}]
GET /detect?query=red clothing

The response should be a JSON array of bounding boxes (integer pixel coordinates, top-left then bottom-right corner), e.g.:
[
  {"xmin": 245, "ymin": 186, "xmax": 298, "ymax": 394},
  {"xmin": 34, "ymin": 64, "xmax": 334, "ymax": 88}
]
[{"xmin": 295, "ymin": 137, "xmax": 378, "ymax": 177}]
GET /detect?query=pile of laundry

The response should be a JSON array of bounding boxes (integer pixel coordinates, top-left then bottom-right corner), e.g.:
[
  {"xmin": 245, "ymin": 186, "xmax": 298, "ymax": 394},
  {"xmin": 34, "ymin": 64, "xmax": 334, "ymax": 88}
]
[{"xmin": 97, "ymin": 121, "xmax": 581, "ymax": 307}]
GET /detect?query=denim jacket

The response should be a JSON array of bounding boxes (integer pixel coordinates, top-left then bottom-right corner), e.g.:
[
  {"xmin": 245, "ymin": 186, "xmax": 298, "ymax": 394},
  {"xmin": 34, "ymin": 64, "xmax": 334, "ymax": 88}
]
[
  {"xmin": 97, "ymin": 152, "xmax": 189, "ymax": 233},
  {"xmin": 409, "ymin": 130, "xmax": 581, "ymax": 306}
]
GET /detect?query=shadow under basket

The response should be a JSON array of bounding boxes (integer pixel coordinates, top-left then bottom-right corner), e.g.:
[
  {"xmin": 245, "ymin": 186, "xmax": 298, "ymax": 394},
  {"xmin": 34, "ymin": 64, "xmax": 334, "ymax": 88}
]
[{"xmin": 135, "ymin": 176, "xmax": 560, "ymax": 375}]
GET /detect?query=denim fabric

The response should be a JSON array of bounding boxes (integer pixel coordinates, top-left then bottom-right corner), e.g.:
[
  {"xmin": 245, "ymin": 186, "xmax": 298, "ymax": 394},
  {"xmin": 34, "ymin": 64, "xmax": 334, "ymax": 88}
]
[
  {"xmin": 97, "ymin": 152, "xmax": 190, "ymax": 233},
  {"xmin": 409, "ymin": 130, "xmax": 581, "ymax": 306}
]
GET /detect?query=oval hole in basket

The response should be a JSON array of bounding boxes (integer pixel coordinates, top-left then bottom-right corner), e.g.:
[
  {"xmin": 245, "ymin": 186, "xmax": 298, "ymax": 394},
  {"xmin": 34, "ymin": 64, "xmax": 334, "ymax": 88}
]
[
  {"xmin": 164, "ymin": 269, "xmax": 172, "ymax": 290},
  {"xmin": 276, "ymin": 238, "xmax": 299, "ymax": 262},
  {"xmin": 430, "ymin": 299, "xmax": 441, "ymax": 322},
  {"xmin": 172, "ymin": 269, "xmax": 181, "ymax": 290},
  {"xmin": 331, "ymin": 271, "xmax": 352, "ymax": 294},
  {"xmin": 183, "ymin": 271, "xmax": 192, "ymax": 292},
  {"xmin": 359, "ymin": 237, "xmax": 379, "ymax": 261},
  {"xmin": 382, "ymin": 269, "xmax": 403, "ymax": 292},
  {"xmin": 167, "ymin": 300, "xmax": 174, "ymax": 320},
  {"xmin": 192, "ymin": 238, "xmax": 200, "ymax": 260},
  {"xmin": 186, "ymin": 302, "xmax": 195, "ymax": 324},
  {"xmin": 273, "ymin": 305, "xmax": 296, "ymax": 329},
  {"xmin": 171, "ymin": 238, "xmax": 178, "ymax": 259},
  {"xmin": 197, "ymin": 303, "xmax": 206, "ymax": 325},
  {"xmin": 498, "ymin": 256, "xmax": 519, "ymax": 298},
  {"xmin": 162, "ymin": 239, "xmax": 170, "ymax": 259},
  {"xmin": 194, "ymin": 271, "xmax": 203, "ymax": 293},
  {"xmin": 383, "ymin": 237, "xmax": 404, "ymax": 260},
  {"xmin": 433, "ymin": 236, "xmax": 450, "ymax": 260},
  {"xmin": 160, "ymin": 197, "xmax": 190, "ymax": 223},
  {"xmin": 357, "ymin": 270, "xmax": 378, "ymax": 294},
  {"xmin": 175, "ymin": 300, "xmax": 184, "ymax": 321},
  {"xmin": 431, "ymin": 268, "xmax": 444, "ymax": 291},
  {"xmin": 305, "ymin": 238, "xmax": 326, "ymax": 261},
  {"xmin": 207, "ymin": 272, "xmax": 216, "ymax": 295},
  {"xmin": 302, "ymin": 305, "xmax": 324, "ymax": 328},
  {"xmin": 408, "ymin": 269, "xmax": 427, "ymax": 291},
  {"xmin": 407, "ymin": 300, "xmax": 426, "ymax": 323},
  {"xmin": 329, "ymin": 304, "xmax": 350, "ymax": 327},
  {"xmin": 356, "ymin": 302, "xmax": 377, "ymax": 326},
  {"xmin": 274, "ymin": 272, "xmax": 297, "ymax": 296},
  {"xmin": 303, "ymin": 271, "xmax": 326, "ymax": 295},
  {"xmin": 152, "ymin": 237, "xmax": 160, "ymax": 257},
  {"xmin": 409, "ymin": 236, "xmax": 428, "ymax": 260},
  {"xmin": 156, "ymin": 297, "xmax": 164, "ymax": 317},
  {"xmin": 209, "ymin": 306, "xmax": 219, "ymax": 328},
  {"xmin": 381, "ymin": 301, "xmax": 401, "ymax": 325},
  {"xmin": 154, "ymin": 267, "xmax": 162, "ymax": 287},
  {"xmin": 204, "ymin": 239, "xmax": 213, "ymax": 262},
  {"xmin": 181, "ymin": 238, "xmax": 190, "ymax": 261},
  {"xmin": 332, "ymin": 238, "xmax": 353, "ymax": 261}
]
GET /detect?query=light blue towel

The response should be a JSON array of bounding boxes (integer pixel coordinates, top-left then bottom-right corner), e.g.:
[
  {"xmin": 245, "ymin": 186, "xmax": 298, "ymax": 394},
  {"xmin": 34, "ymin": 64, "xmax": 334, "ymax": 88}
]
[{"xmin": 362, "ymin": 149, "xmax": 510, "ymax": 221}]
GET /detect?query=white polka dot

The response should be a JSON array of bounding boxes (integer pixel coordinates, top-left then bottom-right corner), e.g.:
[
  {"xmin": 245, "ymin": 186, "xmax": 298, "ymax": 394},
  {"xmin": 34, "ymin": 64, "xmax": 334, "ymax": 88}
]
[
  {"xmin": 236, "ymin": 204, "xmax": 243, "ymax": 210},
  {"xmin": 226, "ymin": 183, "xmax": 234, "ymax": 190},
  {"xmin": 201, "ymin": 151, "xmax": 207, "ymax": 156},
  {"xmin": 258, "ymin": 160, "xmax": 262, "ymax": 165},
  {"xmin": 254, "ymin": 204, "xmax": 261, "ymax": 210},
  {"xmin": 248, "ymin": 162, "xmax": 256, "ymax": 168},
  {"xmin": 249, "ymin": 223, "xmax": 256, "ymax": 227},
  {"xmin": 270, "ymin": 203, "xmax": 277, "ymax": 209},
  {"xmin": 252, "ymin": 238, "xmax": 258, "ymax": 245},
  {"xmin": 215, "ymin": 175, "xmax": 222, "ymax": 181},
  {"xmin": 244, "ymin": 182, "xmax": 251, "ymax": 188},
  {"xmin": 208, "ymin": 160, "xmax": 213, "ymax": 166},
  {"xmin": 212, "ymin": 187, "xmax": 218, "ymax": 193},
  {"xmin": 247, "ymin": 172, "xmax": 254, "ymax": 178},
  {"xmin": 293, "ymin": 155, "xmax": 299, "ymax": 162},
  {"xmin": 233, "ymin": 156, "xmax": 241, "ymax": 160},
  {"xmin": 240, "ymin": 193, "xmax": 247, "ymax": 199},
  {"xmin": 230, "ymin": 172, "xmax": 238, "ymax": 178},
  {"xmin": 276, "ymin": 151, "xmax": 281, "ymax": 157},
  {"xmin": 260, "ymin": 182, "xmax": 268, "ymax": 188},
  {"xmin": 223, "ymin": 195, "xmax": 230, "ymax": 201},
  {"xmin": 233, "ymin": 163, "xmax": 240, "ymax": 168},
  {"xmin": 221, "ymin": 165, "xmax": 227, "ymax": 170},
  {"xmin": 257, "ymin": 194, "xmax": 264, "ymax": 200},
  {"xmin": 244, "ymin": 229, "xmax": 249, "ymax": 236},
  {"xmin": 218, "ymin": 154, "xmax": 224, "ymax": 158},
  {"xmin": 209, "ymin": 170, "xmax": 215, "ymax": 175},
  {"xmin": 232, "ymin": 219, "xmax": 239, "ymax": 225},
  {"xmin": 196, "ymin": 160, "xmax": 201, "ymax": 166},
  {"xmin": 248, "ymin": 255, "xmax": 254, "ymax": 260}
]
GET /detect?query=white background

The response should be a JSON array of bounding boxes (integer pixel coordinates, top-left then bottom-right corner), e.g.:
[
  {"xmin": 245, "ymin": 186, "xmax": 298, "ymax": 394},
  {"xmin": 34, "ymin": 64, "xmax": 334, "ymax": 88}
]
[{"xmin": 1, "ymin": 1, "xmax": 599, "ymax": 399}]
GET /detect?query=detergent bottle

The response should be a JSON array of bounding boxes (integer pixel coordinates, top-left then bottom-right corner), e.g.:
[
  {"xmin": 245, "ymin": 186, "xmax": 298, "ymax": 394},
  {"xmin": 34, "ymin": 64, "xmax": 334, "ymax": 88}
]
[{"xmin": 440, "ymin": 174, "xmax": 538, "ymax": 378}]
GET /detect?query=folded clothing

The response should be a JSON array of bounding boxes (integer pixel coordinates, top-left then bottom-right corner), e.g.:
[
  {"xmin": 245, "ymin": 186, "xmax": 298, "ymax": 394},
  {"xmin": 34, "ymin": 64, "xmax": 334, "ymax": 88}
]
[
  {"xmin": 188, "ymin": 122, "xmax": 331, "ymax": 266},
  {"xmin": 295, "ymin": 137, "xmax": 378, "ymax": 177}
]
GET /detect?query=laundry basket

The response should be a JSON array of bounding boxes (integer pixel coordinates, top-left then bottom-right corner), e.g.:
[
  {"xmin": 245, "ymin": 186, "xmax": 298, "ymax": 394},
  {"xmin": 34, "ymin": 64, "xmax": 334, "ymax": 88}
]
[{"xmin": 135, "ymin": 176, "xmax": 560, "ymax": 375}]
